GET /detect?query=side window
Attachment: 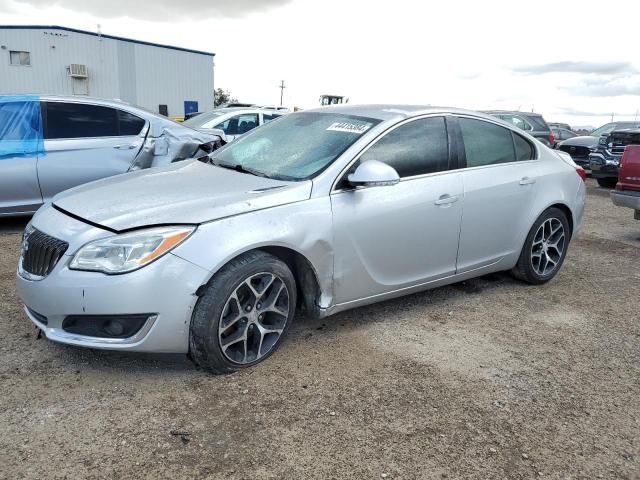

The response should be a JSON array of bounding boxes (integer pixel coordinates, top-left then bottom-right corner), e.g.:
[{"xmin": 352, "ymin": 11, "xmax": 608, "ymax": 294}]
[
  {"xmin": 44, "ymin": 102, "xmax": 119, "ymax": 139},
  {"xmin": 513, "ymin": 132, "xmax": 535, "ymax": 161},
  {"xmin": 503, "ymin": 115, "xmax": 532, "ymax": 131},
  {"xmin": 359, "ymin": 117, "xmax": 449, "ymax": 178},
  {"xmin": 263, "ymin": 113, "xmax": 281, "ymax": 123},
  {"xmin": 0, "ymin": 101, "xmax": 39, "ymax": 141},
  {"xmin": 118, "ymin": 110, "xmax": 145, "ymax": 136},
  {"xmin": 0, "ymin": 100, "xmax": 44, "ymax": 158},
  {"xmin": 459, "ymin": 118, "xmax": 517, "ymax": 167},
  {"xmin": 217, "ymin": 113, "xmax": 259, "ymax": 135}
]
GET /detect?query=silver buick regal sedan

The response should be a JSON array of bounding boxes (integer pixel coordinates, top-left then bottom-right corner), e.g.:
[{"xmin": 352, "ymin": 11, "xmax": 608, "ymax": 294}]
[{"xmin": 16, "ymin": 105, "xmax": 587, "ymax": 373}]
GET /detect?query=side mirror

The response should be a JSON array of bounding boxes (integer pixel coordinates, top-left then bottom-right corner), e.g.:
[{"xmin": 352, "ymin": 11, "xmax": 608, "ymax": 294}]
[{"xmin": 347, "ymin": 160, "xmax": 400, "ymax": 187}]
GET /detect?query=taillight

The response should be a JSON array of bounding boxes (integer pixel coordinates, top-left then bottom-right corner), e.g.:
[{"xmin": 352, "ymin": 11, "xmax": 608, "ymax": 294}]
[
  {"xmin": 576, "ymin": 166, "xmax": 587, "ymax": 182},
  {"xmin": 549, "ymin": 131, "xmax": 556, "ymax": 144}
]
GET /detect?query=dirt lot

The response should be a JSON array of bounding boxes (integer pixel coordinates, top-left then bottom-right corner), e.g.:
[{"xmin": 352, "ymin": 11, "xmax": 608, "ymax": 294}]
[{"xmin": 0, "ymin": 179, "xmax": 638, "ymax": 480}]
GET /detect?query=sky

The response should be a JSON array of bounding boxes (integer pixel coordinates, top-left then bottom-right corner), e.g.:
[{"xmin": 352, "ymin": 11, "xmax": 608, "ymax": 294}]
[{"xmin": 2, "ymin": 0, "xmax": 640, "ymax": 128}]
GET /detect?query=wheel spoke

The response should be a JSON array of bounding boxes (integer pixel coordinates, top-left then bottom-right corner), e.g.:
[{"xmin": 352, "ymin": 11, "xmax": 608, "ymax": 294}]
[
  {"xmin": 220, "ymin": 326, "xmax": 246, "ymax": 349},
  {"xmin": 261, "ymin": 283, "xmax": 288, "ymax": 315},
  {"xmin": 220, "ymin": 294, "xmax": 244, "ymax": 333},
  {"xmin": 246, "ymin": 273, "xmax": 275, "ymax": 297}
]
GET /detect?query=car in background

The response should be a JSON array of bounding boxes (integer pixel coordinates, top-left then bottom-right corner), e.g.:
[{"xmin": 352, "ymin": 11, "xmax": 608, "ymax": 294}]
[
  {"xmin": 551, "ymin": 127, "xmax": 577, "ymax": 145},
  {"xmin": 557, "ymin": 121, "xmax": 640, "ymax": 171},
  {"xmin": 183, "ymin": 107, "xmax": 287, "ymax": 142},
  {"xmin": 0, "ymin": 95, "xmax": 224, "ymax": 217},
  {"xmin": 16, "ymin": 105, "xmax": 586, "ymax": 373},
  {"xmin": 549, "ymin": 122, "xmax": 573, "ymax": 132},
  {"xmin": 610, "ymin": 144, "xmax": 640, "ymax": 219},
  {"xmin": 484, "ymin": 111, "xmax": 555, "ymax": 147},
  {"xmin": 590, "ymin": 128, "xmax": 640, "ymax": 188}
]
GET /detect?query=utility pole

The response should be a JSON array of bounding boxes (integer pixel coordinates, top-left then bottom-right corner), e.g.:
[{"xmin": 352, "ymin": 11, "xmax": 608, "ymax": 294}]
[{"xmin": 279, "ymin": 80, "xmax": 286, "ymax": 106}]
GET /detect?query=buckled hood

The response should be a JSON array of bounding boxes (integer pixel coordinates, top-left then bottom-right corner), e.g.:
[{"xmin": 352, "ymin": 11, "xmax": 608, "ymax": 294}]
[{"xmin": 52, "ymin": 160, "xmax": 312, "ymax": 231}]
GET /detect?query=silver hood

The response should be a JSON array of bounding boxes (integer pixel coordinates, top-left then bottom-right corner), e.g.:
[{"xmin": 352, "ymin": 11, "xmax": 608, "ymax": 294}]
[{"xmin": 52, "ymin": 160, "xmax": 312, "ymax": 231}]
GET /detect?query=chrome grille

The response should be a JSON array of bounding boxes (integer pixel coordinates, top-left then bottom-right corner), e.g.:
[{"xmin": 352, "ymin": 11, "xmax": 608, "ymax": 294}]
[
  {"xmin": 21, "ymin": 228, "xmax": 68, "ymax": 278},
  {"xmin": 610, "ymin": 143, "xmax": 627, "ymax": 156}
]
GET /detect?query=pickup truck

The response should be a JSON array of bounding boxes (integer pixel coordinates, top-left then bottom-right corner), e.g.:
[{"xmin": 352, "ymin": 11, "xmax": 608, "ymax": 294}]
[{"xmin": 610, "ymin": 144, "xmax": 640, "ymax": 220}]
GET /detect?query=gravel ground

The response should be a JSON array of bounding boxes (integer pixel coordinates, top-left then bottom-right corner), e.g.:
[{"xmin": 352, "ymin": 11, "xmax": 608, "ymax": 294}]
[{"xmin": 0, "ymin": 179, "xmax": 638, "ymax": 479}]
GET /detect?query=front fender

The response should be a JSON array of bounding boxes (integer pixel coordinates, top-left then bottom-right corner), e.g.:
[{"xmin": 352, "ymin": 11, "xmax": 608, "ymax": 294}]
[{"xmin": 171, "ymin": 197, "xmax": 335, "ymax": 309}]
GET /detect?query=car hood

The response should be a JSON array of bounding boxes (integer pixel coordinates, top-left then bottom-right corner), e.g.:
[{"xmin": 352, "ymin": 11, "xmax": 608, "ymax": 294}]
[
  {"xmin": 558, "ymin": 135, "xmax": 599, "ymax": 148},
  {"xmin": 53, "ymin": 160, "xmax": 312, "ymax": 231}
]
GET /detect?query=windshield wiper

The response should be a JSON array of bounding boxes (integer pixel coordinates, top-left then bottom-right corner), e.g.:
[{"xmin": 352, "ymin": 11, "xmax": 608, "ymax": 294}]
[{"xmin": 211, "ymin": 159, "xmax": 270, "ymax": 179}]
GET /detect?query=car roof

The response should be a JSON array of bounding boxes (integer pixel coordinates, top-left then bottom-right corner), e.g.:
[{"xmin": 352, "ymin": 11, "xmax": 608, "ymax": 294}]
[
  {"xmin": 0, "ymin": 93, "xmax": 159, "ymax": 117},
  {"xmin": 483, "ymin": 110, "xmax": 544, "ymax": 117},
  {"xmin": 304, "ymin": 104, "xmax": 503, "ymax": 123}
]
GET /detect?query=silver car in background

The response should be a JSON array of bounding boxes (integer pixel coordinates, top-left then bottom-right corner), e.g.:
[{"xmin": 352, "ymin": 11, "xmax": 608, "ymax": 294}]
[
  {"xmin": 16, "ymin": 105, "xmax": 586, "ymax": 374},
  {"xmin": 0, "ymin": 95, "xmax": 224, "ymax": 216},
  {"xmin": 183, "ymin": 107, "xmax": 286, "ymax": 141}
]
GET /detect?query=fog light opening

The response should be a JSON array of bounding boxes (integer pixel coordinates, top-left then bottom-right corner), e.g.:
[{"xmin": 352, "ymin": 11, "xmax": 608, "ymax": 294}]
[{"xmin": 103, "ymin": 319, "xmax": 125, "ymax": 337}]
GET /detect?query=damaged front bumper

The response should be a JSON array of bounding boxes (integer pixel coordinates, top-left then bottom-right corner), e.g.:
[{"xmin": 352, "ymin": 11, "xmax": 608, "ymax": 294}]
[{"xmin": 15, "ymin": 208, "xmax": 211, "ymax": 353}]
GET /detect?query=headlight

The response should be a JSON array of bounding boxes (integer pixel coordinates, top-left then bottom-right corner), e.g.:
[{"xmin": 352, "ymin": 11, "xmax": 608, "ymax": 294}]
[{"xmin": 69, "ymin": 226, "xmax": 195, "ymax": 274}]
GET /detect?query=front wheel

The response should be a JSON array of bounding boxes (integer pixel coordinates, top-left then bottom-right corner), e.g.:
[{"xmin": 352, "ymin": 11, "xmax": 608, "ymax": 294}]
[
  {"xmin": 596, "ymin": 177, "xmax": 617, "ymax": 189},
  {"xmin": 512, "ymin": 208, "xmax": 570, "ymax": 285},
  {"xmin": 189, "ymin": 251, "xmax": 297, "ymax": 374}
]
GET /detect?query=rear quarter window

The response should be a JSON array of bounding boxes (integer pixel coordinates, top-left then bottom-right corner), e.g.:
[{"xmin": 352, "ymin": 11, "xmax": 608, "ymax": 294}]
[
  {"xmin": 513, "ymin": 132, "xmax": 535, "ymax": 161},
  {"xmin": 525, "ymin": 115, "xmax": 550, "ymax": 131}
]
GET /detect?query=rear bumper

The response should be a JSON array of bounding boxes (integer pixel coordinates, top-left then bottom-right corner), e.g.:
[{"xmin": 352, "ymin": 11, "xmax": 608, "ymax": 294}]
[{"xmin": 610, "ymin": 189, "xmax": 640, "ymax": 211}]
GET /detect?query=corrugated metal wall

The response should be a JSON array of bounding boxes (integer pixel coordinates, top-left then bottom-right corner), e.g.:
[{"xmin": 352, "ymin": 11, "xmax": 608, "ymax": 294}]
[{"xmin": 0, "ymin": 27, "xmax": 214, "ymax": 117}]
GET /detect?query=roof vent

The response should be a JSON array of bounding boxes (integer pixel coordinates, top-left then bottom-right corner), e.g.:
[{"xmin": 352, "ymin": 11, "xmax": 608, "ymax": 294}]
[{"xmin": 69, "ymin": 64, "xmax": 88, "ymax": 78}]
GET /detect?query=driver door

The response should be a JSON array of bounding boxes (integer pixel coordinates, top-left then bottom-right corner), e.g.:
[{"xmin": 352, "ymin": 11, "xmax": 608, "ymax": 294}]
[{"xmin": 330, "ymin": 116, "xmax": 463, "ymax": 304}]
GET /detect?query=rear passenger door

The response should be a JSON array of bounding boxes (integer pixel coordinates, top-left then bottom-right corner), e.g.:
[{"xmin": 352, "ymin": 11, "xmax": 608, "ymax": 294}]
[
  {"xmin": 39, "ymin": 102, "xmax": 147, "ymax": 201},
  {"xmin": 454, "ymin": 116, "xmax": 539, "ymax": 273}
]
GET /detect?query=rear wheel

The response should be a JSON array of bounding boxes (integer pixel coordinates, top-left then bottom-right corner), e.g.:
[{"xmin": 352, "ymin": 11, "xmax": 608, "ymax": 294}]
[
  {"xmin": 596, "ymin": 177, "xmax": 617, "ymax": 189},
  {"xmin": 189, "ymin": 251, "xmax": 296, "ymax": 374},
  {"xmin": 512, "ymin": 208, "xmax": 570, "ymax": 285}
]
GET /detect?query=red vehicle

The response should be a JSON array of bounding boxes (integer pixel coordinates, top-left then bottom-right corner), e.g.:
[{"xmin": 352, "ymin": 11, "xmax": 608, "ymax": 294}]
[{"xmin": 610, "ymin": 144, "xmax": 640, "ymax": 220}]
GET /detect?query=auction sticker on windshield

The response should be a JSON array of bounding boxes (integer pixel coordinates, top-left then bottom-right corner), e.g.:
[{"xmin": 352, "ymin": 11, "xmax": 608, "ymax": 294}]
[{"xmin": 326, "ymin": 121, "xmax": 372, "ymax": 134}]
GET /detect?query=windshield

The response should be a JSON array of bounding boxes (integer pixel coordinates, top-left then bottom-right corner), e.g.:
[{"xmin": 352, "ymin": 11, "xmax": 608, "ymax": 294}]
[
  {"xmin": 210, "ymin": 112, "xmax": 381, "ymax": 181},
  {"xmin": 591, "ymin": 122, "xmax": 640, "ymax": 137},
  {"xmin": 183, "ymin": 111, "xmax": 226, "ymax": 129}
]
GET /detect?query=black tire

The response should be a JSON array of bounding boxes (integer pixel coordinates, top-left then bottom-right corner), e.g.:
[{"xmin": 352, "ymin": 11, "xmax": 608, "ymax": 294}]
[
  {"xmin": 596, "ymin": 177, "xmax": 617, "ymax": 189},
  {"xmin": 189, "ymin": 250, "xmax": 297, "ymax": 374},
  {"xmin": 512, "ymin": 207, "xmax": 571, "ymax": 285}
]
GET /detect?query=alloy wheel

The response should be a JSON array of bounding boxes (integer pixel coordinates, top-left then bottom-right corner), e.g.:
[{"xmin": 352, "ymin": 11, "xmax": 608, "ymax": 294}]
[
  {"xmin": 530, "ymin": 218, "xmax": 566, "ymax": 277},
  {"xmin": 218, "ymin": 272, "xmax": 290, "ymax": 364}
]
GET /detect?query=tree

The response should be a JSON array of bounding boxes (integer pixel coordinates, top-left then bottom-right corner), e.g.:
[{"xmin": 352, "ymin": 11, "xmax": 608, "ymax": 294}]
[{"xmin": 214, "ymin": 88, "xmax": 238, "ymax": 108}]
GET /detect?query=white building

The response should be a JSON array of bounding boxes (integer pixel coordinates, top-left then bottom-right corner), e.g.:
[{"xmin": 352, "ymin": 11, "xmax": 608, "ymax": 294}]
[{"xmin": 0, "ymin": 25, "xmax": 214, "ymax": 119}]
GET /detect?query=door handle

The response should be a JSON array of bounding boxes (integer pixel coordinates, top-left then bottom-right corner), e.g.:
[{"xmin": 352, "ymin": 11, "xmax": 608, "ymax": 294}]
[
  {"xmin": 519, "ymin": 177, "xmax": 536, "ymax": 185},
  {"xmin": 114, "ymin": 144, "xmax": 138, "ymax": 150},
  {"xmin": 434, "ymin": 194, "xmax": 459, "ymax": 206}
]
